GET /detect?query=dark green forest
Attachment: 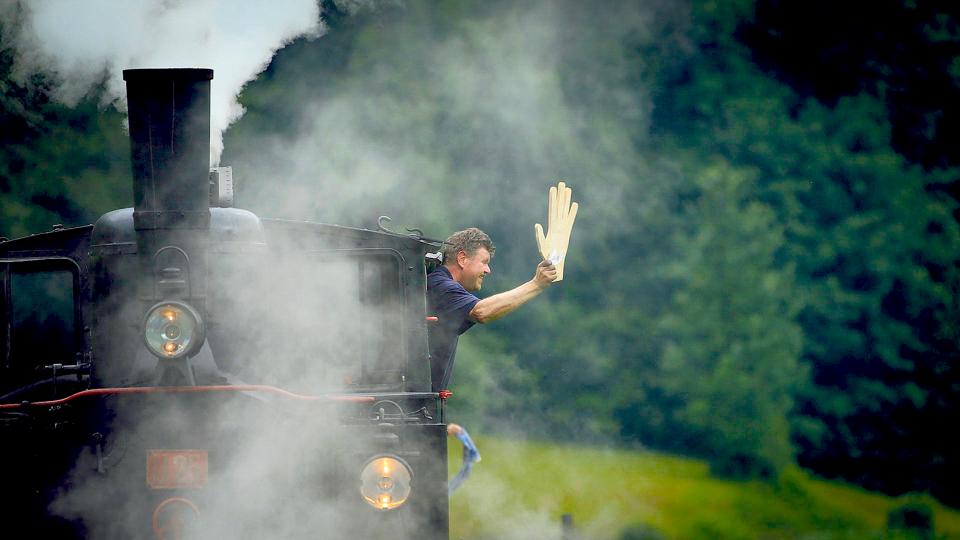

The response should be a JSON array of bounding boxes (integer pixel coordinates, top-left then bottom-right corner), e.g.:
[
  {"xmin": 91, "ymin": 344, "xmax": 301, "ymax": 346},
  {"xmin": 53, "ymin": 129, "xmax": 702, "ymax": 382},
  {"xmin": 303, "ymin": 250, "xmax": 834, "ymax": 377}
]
[{"xmin": 2, "ymin": 0, "xmax": 958, "ymax": 508}]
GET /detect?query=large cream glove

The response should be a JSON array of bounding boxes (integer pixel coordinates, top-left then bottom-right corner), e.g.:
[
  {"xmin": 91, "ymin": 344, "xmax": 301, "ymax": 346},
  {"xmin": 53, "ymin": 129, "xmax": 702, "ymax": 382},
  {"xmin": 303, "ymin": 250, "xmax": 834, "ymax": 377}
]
[{"xmin": 534, "ymin": 181, "xmax": 579, "ymax": 281}]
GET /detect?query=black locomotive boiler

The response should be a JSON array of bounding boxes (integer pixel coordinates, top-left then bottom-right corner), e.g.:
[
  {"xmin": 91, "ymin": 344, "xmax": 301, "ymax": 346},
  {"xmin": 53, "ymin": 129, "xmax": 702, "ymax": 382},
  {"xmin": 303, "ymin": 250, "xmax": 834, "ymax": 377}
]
[{"xmin": 0, "ymin": 68, "xmax": 450, "ymax": 539}]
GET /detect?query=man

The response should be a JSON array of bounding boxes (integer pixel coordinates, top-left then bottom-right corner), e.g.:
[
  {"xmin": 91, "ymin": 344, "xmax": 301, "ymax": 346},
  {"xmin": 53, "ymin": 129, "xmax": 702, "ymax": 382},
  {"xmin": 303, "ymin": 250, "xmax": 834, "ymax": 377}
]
[{"xmin": 426, "ymin": 227, "xmax": 558, "ymax": 391}]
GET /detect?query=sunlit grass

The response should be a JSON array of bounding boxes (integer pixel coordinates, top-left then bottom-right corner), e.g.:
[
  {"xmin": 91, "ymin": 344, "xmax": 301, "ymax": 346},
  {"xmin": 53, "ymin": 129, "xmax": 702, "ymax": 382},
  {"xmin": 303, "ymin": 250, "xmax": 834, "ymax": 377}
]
[{"xmin": 448, "ymin": 435, "xmax": 960, "ymax": 540}]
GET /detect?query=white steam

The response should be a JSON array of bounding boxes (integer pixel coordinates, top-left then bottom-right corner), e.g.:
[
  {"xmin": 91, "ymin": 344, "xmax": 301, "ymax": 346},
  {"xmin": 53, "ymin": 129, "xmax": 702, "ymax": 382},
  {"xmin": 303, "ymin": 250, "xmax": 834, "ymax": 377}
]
[
  {"xmin": 8, "ymin": 0, "xmax": 322, "ymax": 164},
  {"xmin": 225, "ymin": 4, "xmax": 664, "ymax": 537}
]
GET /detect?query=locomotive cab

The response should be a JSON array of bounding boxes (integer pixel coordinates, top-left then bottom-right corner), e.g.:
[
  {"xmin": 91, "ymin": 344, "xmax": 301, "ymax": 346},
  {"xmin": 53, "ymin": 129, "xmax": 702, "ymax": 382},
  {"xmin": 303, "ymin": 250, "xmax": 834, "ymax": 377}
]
[{"xmin": 0, "ymin": 68, "xmax": 449, "ymax": 539}]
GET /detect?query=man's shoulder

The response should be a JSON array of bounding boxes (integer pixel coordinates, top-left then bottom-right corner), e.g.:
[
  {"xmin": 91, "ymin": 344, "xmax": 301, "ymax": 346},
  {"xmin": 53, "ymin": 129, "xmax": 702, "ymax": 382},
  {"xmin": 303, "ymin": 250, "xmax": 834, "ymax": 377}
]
[
  {"xmin": 427, "ymin": 266, "xmax": 456, "ymax": 289},
  {"xmin": 427, "ymin": 267, "xmax": 479, "ymax": 308},
  {"xmin": 426, "ymin": 266, "xmax": 479, "ymax": 325}
]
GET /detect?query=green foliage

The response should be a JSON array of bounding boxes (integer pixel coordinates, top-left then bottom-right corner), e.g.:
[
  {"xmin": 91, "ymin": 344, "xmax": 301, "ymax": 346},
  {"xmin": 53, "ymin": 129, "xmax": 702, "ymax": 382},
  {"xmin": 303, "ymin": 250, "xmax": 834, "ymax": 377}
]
[
  {"xmin": 887, "ymin": 495, "xmax": 935, "ymax": 540},
  {"xmin": 655, "ymin": 0, "xmax": 960, "ymax": 502},
  {"xmin": 741, "ymin": 0, "xmax": 960, "ymax": 171},
  {"xmin": 0, "ymin": 96, "xmax": 131, "ymax": 237},
  {"xmin": 0, "ymin": 22, "xmax": 130, "ymax": 238},
  {"xmin": 444, "ymin": 331, "xmax": 546, "ymax": 437},
  {"xmin": 654, "ymin": 160, "xmax": 804, "ymax": 478}
]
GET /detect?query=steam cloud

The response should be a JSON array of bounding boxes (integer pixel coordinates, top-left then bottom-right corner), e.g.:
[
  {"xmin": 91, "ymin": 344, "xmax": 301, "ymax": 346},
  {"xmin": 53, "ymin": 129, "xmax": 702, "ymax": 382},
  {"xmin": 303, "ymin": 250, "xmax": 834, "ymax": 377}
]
[
  {"xmin": 220, "ymin": 2, "xmax": 675, "ymax": 537},
  {"xmin": 2, "ymin": 0, "xmax": 322, "ymax": 164},
  {"xmin": 44, "ymin": 245, "xmax": 442, "ymax": 538}
]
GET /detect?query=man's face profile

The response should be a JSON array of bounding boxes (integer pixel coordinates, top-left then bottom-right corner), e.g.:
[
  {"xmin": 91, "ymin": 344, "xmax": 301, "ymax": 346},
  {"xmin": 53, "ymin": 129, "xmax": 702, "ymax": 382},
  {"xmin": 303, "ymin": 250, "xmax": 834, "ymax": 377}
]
[{"xmin": 459, "ymin": 247, "xmax": 491, "ymax": 292}]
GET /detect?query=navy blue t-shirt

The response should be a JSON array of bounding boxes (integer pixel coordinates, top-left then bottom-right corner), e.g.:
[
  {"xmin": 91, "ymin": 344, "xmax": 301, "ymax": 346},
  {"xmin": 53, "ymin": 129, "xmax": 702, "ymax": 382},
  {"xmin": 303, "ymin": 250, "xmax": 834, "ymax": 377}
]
[{"xmin": 426, "ymin": 266, "xmax": 479, "ymax": 391}]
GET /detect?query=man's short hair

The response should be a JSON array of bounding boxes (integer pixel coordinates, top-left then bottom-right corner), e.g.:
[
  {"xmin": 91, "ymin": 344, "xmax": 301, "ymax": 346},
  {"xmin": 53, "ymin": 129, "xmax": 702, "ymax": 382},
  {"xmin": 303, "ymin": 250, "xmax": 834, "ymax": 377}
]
[{"xmin": 443, "ymin": 227, "xmax": 495, "ymax": 263}]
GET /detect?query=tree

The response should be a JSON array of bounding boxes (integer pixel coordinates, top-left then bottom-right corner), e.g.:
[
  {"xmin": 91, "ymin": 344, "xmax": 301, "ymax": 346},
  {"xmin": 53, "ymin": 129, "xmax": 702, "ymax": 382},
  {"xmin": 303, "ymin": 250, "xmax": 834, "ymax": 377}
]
[
  {"xmin": 656, "ymin": 0, "xmax": 960, "ymax": 502},
  {"xmin": 1, "ymin": 20, "xmax": 130, "ymax": 238},
  {"xmin": 655, "ymin": 160, "xmax": 804, "ymax": 477}
]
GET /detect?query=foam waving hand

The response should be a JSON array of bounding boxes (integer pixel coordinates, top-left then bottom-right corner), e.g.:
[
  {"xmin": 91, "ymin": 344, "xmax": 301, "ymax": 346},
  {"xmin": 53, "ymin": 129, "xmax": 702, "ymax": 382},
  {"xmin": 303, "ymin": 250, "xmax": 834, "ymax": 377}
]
[{"xmin": 534, "ymin": 181, "xmax": 579, "ymax": 281}]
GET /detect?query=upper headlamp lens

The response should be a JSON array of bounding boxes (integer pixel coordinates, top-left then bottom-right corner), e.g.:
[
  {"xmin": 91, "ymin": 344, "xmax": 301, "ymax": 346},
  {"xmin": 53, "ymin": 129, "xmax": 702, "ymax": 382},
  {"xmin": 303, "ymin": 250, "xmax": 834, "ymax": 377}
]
[{"xmin": 144, "ymin": 302, "xmax": 204, "ymax": 359}]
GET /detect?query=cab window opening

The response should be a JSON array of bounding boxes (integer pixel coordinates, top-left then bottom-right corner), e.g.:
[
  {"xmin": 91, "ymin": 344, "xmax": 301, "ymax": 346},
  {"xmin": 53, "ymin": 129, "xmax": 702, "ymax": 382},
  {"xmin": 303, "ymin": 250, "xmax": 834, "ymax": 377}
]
[{"xmin": 2, "ymin": 261, "xmax": 80, "ymax": 387}]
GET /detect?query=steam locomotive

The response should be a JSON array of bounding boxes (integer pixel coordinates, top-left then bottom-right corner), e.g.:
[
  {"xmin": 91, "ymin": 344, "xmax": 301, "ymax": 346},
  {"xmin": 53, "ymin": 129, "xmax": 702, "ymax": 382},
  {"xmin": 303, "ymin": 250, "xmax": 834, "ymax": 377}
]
[{"xmin": 0, "ymin": 68, "xmax": 450, "ymax": 539}]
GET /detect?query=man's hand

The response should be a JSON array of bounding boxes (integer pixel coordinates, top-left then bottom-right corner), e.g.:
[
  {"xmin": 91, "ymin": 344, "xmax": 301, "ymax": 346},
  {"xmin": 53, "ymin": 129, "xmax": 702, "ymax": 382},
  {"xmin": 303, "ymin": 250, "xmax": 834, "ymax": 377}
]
[
  {"xmin": 533, "ymin": 260, "xmax": 559, "ymax": 289},
  {"xmin": 535, "ymin": 181, "xmax": 579, "ymax": 281}
]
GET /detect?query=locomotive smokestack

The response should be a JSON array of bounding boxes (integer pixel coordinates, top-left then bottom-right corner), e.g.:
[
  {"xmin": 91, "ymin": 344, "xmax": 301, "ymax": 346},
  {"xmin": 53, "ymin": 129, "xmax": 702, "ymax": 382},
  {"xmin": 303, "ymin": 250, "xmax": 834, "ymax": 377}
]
[{"xmin": 123, "ymin": 68, "xmax": 213, "ymax": 230}]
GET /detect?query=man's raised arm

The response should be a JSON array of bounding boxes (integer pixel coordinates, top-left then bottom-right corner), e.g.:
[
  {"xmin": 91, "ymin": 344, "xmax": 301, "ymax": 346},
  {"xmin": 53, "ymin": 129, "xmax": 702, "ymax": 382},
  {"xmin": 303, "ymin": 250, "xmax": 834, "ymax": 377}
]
[{"xmin": 468, "ymin": 260, "xmax": 557, "ymax": 324}]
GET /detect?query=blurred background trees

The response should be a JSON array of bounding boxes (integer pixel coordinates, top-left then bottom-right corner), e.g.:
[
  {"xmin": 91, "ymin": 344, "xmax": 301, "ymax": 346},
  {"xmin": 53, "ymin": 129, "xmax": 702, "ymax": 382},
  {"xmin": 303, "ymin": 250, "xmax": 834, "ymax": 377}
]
[{"xmin": 2, "ymin": 0, "xmax": 958, "ymax": 507}]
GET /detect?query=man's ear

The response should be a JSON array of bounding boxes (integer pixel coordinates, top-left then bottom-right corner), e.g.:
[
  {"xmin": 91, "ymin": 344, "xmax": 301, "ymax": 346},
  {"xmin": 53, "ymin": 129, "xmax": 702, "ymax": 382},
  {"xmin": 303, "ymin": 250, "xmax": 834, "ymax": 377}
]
[{"xmin": 456, "ymin": 250, "xmax": 468, "ymax": 268}]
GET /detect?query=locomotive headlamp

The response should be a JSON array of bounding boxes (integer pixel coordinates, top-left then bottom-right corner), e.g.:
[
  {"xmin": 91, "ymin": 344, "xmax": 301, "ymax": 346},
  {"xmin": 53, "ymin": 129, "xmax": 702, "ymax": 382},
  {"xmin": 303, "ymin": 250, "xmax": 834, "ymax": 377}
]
[
  {"xmin": 360, "ymin": 456, "xmax": 412, "ymax": 510},
  {"xmin": 143, "ymin": 301, "xmax": 205, "ymax": 359}
]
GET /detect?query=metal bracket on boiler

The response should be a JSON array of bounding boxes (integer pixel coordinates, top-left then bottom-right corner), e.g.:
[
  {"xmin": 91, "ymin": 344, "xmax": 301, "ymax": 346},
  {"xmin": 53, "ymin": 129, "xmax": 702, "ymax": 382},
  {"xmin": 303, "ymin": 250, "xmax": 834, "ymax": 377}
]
[
  {"xmin": 368, "ymin": 399, "xmax": 434, "ymax": 424},
  {"xmin": 153, "ymin": 357, "xmax": 197, "ymax": 386}
]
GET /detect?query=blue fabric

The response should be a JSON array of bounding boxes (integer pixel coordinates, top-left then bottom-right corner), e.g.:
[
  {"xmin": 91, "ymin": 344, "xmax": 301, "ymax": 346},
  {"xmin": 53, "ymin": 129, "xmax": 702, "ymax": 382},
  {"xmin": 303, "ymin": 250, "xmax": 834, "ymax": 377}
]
[
  {"xmin": 426, "ymin": 266, "xmax": 479, "ymax": 391},
  {"xmin": 449, "ymin": 427, "xmax": 482, "ymax": 495},
  {"xmin": 455, "ymin": 429, "xmax": 482, "ymax": 463}
]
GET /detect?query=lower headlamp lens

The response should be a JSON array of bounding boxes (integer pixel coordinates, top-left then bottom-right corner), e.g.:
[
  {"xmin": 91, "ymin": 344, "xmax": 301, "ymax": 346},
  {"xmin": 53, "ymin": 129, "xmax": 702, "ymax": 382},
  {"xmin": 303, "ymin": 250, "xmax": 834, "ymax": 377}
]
[{"xmin": 361, "ymin": 456, "xmax": 412, "ymax": 510}]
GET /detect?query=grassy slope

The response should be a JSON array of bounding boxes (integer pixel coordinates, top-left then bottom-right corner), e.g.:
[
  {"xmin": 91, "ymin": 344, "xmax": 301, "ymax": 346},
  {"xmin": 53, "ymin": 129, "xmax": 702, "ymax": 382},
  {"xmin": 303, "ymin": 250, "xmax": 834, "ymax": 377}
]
[{"xmin": 448, "ymin": 436, "xmax": 960, "ymax": 540}]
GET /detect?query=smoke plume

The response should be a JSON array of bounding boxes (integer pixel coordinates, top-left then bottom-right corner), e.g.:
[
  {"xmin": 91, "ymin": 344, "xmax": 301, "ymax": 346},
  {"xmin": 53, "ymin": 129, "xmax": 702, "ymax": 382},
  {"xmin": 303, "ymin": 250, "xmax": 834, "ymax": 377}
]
[{"xmin": 2, "ymin": 0, "xmax": 322, "ymax": 164}]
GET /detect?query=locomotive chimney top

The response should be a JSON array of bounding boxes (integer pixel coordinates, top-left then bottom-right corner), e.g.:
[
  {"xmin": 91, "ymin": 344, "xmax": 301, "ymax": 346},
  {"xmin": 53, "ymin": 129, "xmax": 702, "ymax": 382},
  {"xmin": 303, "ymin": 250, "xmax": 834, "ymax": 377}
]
[{"xmin": 123, "ymin": 68, "xmax": 213, "ymax": 82}]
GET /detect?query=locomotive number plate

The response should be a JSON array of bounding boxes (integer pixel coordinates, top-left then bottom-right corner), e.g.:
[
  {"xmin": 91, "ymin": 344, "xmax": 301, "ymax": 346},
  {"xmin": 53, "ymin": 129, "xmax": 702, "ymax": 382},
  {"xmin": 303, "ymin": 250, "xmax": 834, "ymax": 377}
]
[{"xmin": 146, "ymin": 450, "xmax": 208, "ymax": 489}]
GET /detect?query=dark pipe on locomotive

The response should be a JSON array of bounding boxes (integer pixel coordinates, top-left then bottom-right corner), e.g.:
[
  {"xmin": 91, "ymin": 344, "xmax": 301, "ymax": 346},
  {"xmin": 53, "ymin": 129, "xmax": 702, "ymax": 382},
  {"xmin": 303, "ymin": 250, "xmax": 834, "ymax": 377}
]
[{"xmin": 124, "ymin": 68, "xmax": 213, "ymax": 230}]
